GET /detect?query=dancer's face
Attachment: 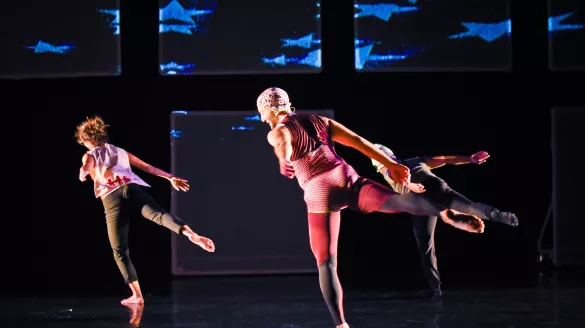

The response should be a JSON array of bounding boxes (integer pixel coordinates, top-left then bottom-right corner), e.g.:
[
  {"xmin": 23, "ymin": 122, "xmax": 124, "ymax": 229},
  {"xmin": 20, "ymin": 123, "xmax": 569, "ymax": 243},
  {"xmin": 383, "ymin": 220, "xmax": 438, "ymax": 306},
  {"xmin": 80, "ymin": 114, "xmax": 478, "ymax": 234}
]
[{"xmin": 257, "ymin": 106, "xmax": 281, "ymax": 129}]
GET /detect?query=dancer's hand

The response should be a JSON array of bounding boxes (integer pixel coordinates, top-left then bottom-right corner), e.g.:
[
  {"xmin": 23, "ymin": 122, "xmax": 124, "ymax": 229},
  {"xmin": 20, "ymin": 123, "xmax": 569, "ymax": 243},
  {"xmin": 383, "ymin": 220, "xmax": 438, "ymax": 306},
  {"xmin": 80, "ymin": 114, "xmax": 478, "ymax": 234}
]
[
  {"xmin": 279, "ymin": 160, "xmax": 295, "ymax": 179},
  {"xmin": 470, "ymin": 151, "xmax": 490, "ymax": 164},
  {"xmin": 170, "ymin": 176, "xmax": 190, "ymax": 192},
  {"xmin": 192, "ymin": 235, "xmax": 215, "ymax": 252},
  {"xmin": 388, "ymin": 163, "xmax": 411, "ymax": 186},
  {"xmin": 406, "ymin": 182, "xmax": 426, "ymax": 193},
  {"xmin": 79, "ymin": 169, "xmax": 88, "ymax": 182}
]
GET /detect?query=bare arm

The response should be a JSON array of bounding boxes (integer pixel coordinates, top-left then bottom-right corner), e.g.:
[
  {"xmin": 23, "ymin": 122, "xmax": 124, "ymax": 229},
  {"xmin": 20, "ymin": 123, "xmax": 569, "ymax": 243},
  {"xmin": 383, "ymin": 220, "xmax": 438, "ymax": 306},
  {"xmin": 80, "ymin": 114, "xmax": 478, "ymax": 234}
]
[
  {"xmin": 267, "ymin": 126, "xmax": 293, "ymax": 162},
  {"xmin": 79, "ymin": 153, "xmax": 96, "ymax": 182},
  {"xmin": 425, "ymin": 151, "xmax": 490, "ymax": 169},
  {"xmin": 128, "ymin": 152, "xmax": 174, "ymax": 181},
  {"xmin": 327, "ymin": 118, "xmax": 423, "ymax": 190},
  {"xmin": 328, "ymin": 118, "xmax": 400, "ymax": 170},
  {"xmin": 267, "ymin": 126, "xmax": 295, "ymax": 178},
  {"xmin": 424, "ymin": 155, "xmax": 472, "ymax": 169}
]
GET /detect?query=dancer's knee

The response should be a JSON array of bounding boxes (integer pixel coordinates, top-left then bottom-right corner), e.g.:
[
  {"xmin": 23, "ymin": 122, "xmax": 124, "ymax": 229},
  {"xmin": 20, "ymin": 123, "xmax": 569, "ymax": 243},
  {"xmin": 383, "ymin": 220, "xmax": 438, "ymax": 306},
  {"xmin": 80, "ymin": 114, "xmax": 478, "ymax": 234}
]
[
  {"xmin": 313, "ymin": 250, "xmax": 333, "ymax": 265},
  {"xmin": 317, "ymin": 253, "xmax": 338, "ymax": 267},
  {"xmin": 112, "ymin": 247, "xmax": 130, "ymax": 261}
]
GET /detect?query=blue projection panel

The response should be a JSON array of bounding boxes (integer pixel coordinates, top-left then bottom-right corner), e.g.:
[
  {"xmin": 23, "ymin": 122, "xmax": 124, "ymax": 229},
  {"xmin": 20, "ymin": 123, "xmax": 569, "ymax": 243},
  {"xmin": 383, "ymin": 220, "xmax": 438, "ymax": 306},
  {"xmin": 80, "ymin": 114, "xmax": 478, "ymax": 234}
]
[
  {"xmin": 170, "ymin": 110, "xmax": 335, "ymax": 275},
  {"xmin": 354, "ymin": 0, "xmax": 512, "ymax": 71},
  {"xmin": 0, "ymin": 1, "xmax": 121, "ymax": 79},
  {"xmin": 159, "ymin": 0, "xmax": 322, "ymax": 75},
  {"xmin": 548, "ymin": 0, "xmax": 585, "ymax": 71}
]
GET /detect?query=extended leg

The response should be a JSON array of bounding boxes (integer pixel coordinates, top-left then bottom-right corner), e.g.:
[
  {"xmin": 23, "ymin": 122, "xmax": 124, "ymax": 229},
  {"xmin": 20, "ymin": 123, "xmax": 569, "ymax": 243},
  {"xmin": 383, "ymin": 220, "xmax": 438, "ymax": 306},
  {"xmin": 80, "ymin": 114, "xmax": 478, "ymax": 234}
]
[
  {"xmin": 308, "ymin": 212, "xmax": 348, "ymax": 327},
  {"xmin": 131, "ymin": 186, "xmax": 215, "ymax": 252},
  {"xmin": 353, "ymin": 178, "xmax": 484, "ymax": 233},
  {"xmin": 126, "ymin": 185, "xmax": 187, "ymax": 234},
  {"xmin": 422, "ymin": 177, "xmax": 518, "ymax": 226}
]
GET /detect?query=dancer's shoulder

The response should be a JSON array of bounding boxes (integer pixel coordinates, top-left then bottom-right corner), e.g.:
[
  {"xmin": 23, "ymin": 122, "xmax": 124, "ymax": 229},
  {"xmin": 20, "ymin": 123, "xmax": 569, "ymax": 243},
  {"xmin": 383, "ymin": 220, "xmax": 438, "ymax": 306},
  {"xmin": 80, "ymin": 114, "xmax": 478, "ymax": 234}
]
[{"xmin": 267, "ymin": 125, "xmax": 290, "ymax": 145}]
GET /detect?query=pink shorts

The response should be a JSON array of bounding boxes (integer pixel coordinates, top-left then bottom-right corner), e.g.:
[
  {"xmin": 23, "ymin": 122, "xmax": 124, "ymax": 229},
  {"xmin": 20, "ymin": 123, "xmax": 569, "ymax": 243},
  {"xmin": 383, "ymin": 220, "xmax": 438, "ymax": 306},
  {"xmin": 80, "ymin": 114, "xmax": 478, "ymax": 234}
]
[{"xmin": 303, "ymin": 169, "xmax": 395, "ymax": 214}]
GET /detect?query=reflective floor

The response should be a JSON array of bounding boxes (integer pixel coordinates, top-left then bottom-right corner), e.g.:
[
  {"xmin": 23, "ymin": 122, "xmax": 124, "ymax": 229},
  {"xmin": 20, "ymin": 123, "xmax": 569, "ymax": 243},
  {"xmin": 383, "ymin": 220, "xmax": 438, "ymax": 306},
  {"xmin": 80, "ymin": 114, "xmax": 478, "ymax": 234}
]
[{"xmin": 2, "ymin": 270, "xmax": 584, "ymax": 328}]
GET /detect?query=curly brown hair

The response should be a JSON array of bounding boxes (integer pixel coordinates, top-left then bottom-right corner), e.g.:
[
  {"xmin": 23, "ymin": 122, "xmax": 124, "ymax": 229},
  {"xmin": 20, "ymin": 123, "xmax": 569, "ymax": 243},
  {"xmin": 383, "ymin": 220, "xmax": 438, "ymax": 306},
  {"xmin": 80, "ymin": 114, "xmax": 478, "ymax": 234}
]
[{"xmin": 75, "ymin": 116, "xmax": 109, "ymax": 146}]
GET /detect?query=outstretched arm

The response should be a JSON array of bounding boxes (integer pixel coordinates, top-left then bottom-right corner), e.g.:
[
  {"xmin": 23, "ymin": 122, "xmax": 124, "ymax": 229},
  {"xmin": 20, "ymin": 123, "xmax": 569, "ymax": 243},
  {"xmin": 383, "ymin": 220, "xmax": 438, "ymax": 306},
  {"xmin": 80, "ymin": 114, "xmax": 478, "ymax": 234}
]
[
  {"xmin": 424, "ymin": 151, "xmax": 490, "ymax": 169},
  {"xmin": 267, "ymin": 126, "xmax": 295, "ymax": 178},
  {"xmin": 328, "ymin": 119, "xmax": 399, "ymax": 168},
  {"xmin": 327, "ymin": 118, "xmax": 412, "ymax": 185},
  {"xmin": 328, "ymin": 119, "xmax": 425, "ymax": 193},
  {"xmin": 79, "ymin": 153, "xmax": 96, "ymax": 182},
  {"xmin": 127, "ymin": 152, "xmax": 190, "ymax": 191}
]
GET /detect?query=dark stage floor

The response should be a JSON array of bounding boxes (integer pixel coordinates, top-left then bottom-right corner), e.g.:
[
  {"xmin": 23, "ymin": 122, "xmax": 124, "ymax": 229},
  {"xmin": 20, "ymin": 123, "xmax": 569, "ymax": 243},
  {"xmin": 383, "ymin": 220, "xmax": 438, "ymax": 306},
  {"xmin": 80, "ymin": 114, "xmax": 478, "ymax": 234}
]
[{"xmin": 2, "ymin": 269, "xmax": 584, "ymax": 328}]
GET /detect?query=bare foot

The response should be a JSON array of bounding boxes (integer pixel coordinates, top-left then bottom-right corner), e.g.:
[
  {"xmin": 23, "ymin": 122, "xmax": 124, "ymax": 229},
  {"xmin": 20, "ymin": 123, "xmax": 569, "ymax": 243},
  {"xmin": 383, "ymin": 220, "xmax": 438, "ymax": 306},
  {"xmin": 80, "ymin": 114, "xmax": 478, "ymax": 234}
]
[
  {"xmin": 181, "ymin": 226, "xmax": 215, "ymax": 252},
  {"xmin": 121, "ymin": 295, "xmax": 144, "ymax": 305},
  {"xmin": 189, "ymin": 234, "xmax": 215, "ymax": 252},
  {"xmin": 336, "ymin": 323, "xmax": 350, "ymax": 328},
  {"xmin": 440, "ymin": 209, "xmax": 485, "ymax": 233}
]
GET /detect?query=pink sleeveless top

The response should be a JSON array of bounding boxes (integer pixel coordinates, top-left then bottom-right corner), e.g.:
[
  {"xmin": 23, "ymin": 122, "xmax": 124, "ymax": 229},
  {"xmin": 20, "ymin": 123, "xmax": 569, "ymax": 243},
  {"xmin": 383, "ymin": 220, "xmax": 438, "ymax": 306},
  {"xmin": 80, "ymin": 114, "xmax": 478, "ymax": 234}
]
[
  {"xmin": 87, "ymin": 143, "xmax": 150, "ymax": 198},
  {"xmin": 280, "ymin": 114, "xmax": 360, "ymax": 212}
]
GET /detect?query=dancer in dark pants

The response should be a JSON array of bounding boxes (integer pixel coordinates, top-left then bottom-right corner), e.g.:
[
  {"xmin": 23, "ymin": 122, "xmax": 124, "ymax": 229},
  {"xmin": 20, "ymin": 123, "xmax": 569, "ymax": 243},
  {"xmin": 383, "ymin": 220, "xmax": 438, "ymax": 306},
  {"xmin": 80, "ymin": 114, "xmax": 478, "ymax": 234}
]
[
  {"xmin": 257, "ymin": 87, "xmax": 484, "ymax": 328},
  {"xmin": 371, "ymin": 144, "xmax": 518, "ymax": 295},
  {"xmin": 76, "ymin": 116, "xmax": 215, "ymax": 305}
]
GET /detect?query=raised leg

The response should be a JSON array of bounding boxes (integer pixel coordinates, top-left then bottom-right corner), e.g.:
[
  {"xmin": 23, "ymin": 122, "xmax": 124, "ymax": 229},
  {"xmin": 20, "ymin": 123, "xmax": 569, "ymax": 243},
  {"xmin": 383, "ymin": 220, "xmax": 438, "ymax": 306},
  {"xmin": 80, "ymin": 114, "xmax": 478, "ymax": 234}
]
[
  {"xmin": 353, "ymin": 178, "xmax": 484, "ymax": 233},
  {"xmin": 421, "ymin": 177, "xmax": 518, "ymax": 226}
]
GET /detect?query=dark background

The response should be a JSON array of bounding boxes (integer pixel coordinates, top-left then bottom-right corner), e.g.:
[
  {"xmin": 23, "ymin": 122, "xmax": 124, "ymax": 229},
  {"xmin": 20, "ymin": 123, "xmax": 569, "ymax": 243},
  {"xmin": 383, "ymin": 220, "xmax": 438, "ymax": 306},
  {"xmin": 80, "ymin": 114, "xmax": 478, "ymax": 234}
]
[
  {"xmin": 169, "ymin": 111, "xmax": 332, "ymax": 276},
  {"xmin": 0, "ymin": 1, "xmax": 582, "ymax": 297}
]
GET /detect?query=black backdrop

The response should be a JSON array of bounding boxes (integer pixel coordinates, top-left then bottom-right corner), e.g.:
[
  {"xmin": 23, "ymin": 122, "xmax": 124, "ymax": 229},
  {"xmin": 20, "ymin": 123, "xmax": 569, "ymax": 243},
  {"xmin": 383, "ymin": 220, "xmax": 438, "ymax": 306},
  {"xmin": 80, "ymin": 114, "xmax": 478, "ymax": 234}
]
[{"xmin": 0, "ymin": 1, "xmax": 582, "ymax": 297}]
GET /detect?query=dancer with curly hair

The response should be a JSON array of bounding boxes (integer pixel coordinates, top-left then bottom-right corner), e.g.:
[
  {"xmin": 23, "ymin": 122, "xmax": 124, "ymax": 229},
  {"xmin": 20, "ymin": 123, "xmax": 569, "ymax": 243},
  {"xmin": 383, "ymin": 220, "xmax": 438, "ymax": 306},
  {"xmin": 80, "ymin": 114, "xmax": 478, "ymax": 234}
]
[{"xmin": 75, "ymin": 116, "xmax": 215, "ymax": 305}]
